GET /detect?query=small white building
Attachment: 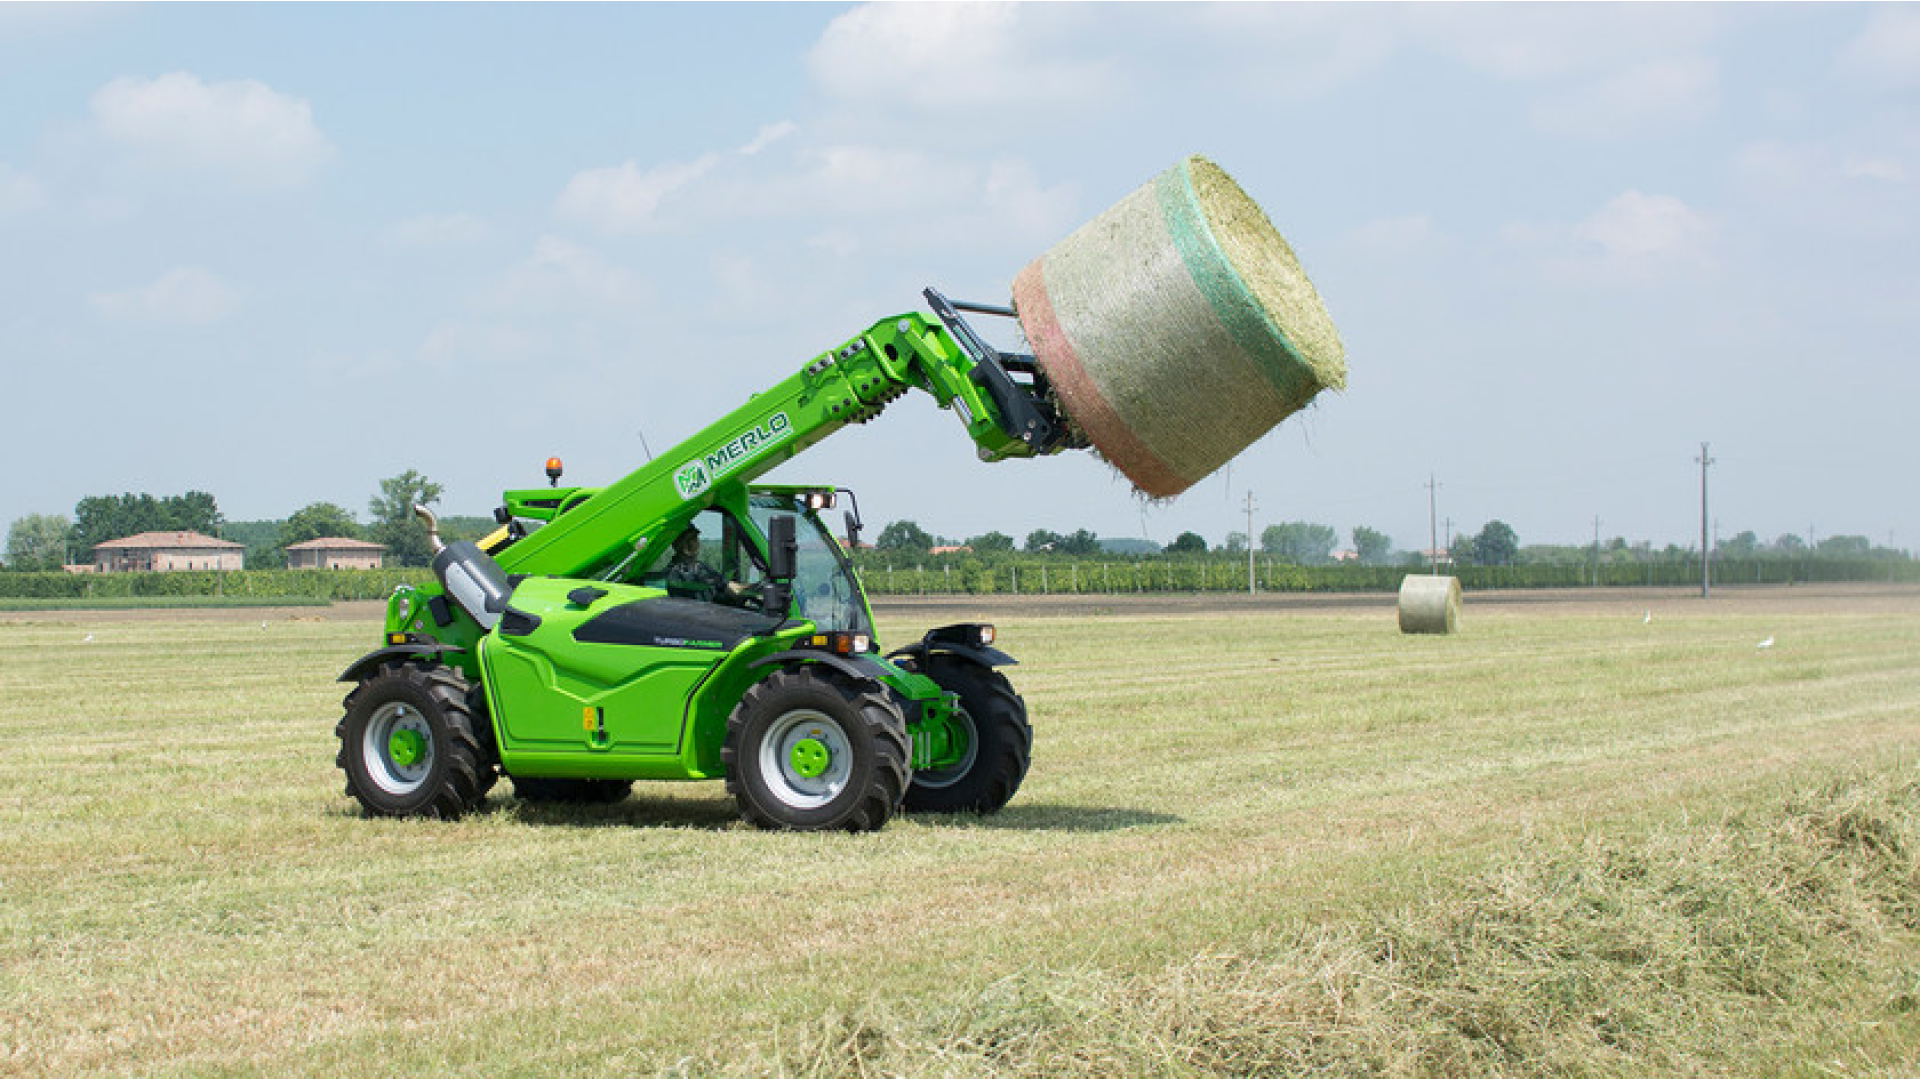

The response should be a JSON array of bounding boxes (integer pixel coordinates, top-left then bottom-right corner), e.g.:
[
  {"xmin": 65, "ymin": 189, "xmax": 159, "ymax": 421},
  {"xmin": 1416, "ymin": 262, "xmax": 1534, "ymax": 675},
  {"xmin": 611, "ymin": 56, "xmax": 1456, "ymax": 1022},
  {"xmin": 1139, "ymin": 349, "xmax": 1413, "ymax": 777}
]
[
  {"xmin": 93, "ymin": 531, "xmax": 244, "ymax": 572},
  {"xmin": 286, "ymin": 537, "xmax": 387, "ymax": 570}
]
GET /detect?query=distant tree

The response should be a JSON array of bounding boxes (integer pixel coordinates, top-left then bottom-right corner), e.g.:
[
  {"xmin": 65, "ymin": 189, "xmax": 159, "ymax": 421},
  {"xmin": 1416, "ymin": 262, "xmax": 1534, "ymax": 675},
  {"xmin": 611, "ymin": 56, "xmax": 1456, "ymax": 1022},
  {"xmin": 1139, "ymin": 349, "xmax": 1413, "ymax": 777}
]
[
  {"xmin": 1472, "ymin": 520, "xmax": 1520, "ymax": 566},
  {"xmin": 965, "ymin": 531, "xmax": 1015, "ymax": 553},
  {"xmin": 1717, "ymin": 530, "xmax": 1759, "ymax": 558},
  {"xmin": 1772, "ymin": 533, "xmax": 1807, "ymax": 554},
  {"xmin": 280, "ymin": 502, "xmax": 363, "ymax": 550},
  {"xmin": 1221, "ymin": 531, "xmax": 1248, "ymax": 555},
  {"xmin": 1352, "ymin": 525, "xmax": 1392, "ymax": 565},
  {"xmin": 6, "ymin": 513, "xmax": 73, "ymax": 570},
  {"xmin": 1448, "ymin": 535, "xmax": 1475, "ymax": 566},
  {"xmin": 368, "ymin": 470, "xmax": 444, "ymax": 567},
  {"xmin": 1166, "ymin": 531, "xmax": 1207, "ymax": 554},
  {"xmin": 1059, "ymin": 528, "xmax": 1100, "ymax": 556},
  {"xmin": 1819, "ymin": 534, "xmax": 1872, "ymax": 557},
  {"xmin": 169, "ymin": 490, "xmax": 222, "ymax": 536},
  {"xmin": 875, "ymin": 520, "xmax": 933, "ymax": 553},
  {"xmin": 1261, "ymin": 522, "xmax": 1338, "ymax": 563},
  {"xmin": 1025, "ymin": 529, "xmax": 1064, "ymax": 554},
  {"xmin": 71, "ymin": 491, "xmax": 223, "ymax": 555}
]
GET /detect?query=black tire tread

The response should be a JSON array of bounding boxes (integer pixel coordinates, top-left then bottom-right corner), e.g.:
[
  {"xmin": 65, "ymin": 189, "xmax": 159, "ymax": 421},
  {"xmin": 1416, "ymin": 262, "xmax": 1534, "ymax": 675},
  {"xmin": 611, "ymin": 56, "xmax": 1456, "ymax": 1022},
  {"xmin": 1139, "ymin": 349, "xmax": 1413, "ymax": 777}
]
[
  {"xmin": 335, "ymin": 661, "xmax": 490, "ymax": 819},
  {"xmin": 722, "ymin": 665, "xmax": 909, "ymax": 832},
  {"xmin": 901, "ymin": 655, "xmax": 1032, "ymax": 814}
]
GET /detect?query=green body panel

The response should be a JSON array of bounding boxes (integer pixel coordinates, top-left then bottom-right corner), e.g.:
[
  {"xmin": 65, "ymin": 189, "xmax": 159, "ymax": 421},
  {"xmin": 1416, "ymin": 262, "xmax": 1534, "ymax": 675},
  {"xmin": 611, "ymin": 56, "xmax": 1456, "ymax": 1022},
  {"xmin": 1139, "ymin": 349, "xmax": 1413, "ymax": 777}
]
[
  {"xmin": 473, "ymin": 573, "xmax": 953, "ymax": 781},
  {"xmin": 383, "ymin": 584, "xmax": 485, "ymax": 682},
  {"xmin": 475, "ymin": 576, "xmax": 809, "ymax": 779}
]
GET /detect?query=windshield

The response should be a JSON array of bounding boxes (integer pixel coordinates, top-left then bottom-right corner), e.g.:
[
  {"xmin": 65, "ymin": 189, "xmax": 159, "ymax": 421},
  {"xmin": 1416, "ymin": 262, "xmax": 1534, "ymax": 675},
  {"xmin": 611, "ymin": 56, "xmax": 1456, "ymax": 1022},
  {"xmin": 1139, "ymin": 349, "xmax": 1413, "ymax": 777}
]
[{"xmin": 749, "ymin": 494, "xmax": 870, "ymax": 636}]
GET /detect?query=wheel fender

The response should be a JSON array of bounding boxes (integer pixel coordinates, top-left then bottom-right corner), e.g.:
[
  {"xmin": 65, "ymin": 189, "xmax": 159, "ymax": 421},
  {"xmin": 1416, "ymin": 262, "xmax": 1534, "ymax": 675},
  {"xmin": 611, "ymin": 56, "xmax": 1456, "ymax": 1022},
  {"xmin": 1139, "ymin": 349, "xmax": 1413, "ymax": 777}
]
[
  {"xmin": 338, "ymin": 642, "xmax": 467, "ymax": 684},
  {"xmin": 886, "ymin": 627, "xmax": 1017, "ymax": 671},
  {"xmin": 748, "ymin": 650, "xmax": 897, "ymax": 687}
]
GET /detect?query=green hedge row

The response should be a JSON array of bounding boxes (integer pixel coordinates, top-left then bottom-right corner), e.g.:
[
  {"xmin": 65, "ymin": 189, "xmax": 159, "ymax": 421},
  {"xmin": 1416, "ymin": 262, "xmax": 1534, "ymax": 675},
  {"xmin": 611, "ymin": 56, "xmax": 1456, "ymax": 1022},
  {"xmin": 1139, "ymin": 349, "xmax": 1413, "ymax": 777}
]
[
  {"xmin": 0, "ymin": 556, "xmax": 1910, "ymax": 602},
  {"xmin": 0, "ymin": 568, "xmax": 430, "ymax": 601},
  {"xmin": 847, "ymin": 554, "xmax": 1920, "ymax": 596}
]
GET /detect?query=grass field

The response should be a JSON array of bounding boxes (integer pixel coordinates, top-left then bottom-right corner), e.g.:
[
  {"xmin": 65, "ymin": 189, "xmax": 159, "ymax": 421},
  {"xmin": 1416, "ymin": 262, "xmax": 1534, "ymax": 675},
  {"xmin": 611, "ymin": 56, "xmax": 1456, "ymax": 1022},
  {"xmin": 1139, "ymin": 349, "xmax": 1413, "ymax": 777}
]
[{"xmin": 1, "ymin": 586, "xmax": 1916, "ymax": 1076}]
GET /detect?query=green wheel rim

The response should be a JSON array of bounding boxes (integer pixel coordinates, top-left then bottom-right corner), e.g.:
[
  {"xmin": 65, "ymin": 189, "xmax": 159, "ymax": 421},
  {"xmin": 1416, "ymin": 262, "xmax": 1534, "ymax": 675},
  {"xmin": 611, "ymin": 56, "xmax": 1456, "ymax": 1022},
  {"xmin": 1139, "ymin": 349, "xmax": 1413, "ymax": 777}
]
[
  {"xmin": 388, "ymin": 728, "xmax": 427, "ymax": 768},
  {"xmin": 365, "ymin": 701, "xmax": 434, "ymax": 797},
  {"xmin": 789, "ymin": 738, "xmax": 830, "ymax": 779},
  {"xmin": 759, "ymin": 708, "xmax": 852, "ymax": 810}
]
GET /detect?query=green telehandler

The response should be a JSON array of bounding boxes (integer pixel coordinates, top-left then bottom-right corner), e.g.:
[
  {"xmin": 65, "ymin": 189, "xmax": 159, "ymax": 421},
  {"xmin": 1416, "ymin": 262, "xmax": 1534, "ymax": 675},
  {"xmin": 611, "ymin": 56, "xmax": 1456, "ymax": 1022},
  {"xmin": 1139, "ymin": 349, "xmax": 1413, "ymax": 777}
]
[{"xmin": 335, "ymin": 290, "xmax": 1083, "ymax": 831}]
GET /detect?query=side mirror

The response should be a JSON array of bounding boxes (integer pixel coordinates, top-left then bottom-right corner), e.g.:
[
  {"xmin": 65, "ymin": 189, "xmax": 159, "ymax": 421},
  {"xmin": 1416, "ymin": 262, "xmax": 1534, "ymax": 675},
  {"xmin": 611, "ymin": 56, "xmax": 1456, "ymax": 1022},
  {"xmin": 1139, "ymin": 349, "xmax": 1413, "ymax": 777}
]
[
  {"xmin": 843, "ymin": 510, "xmax": 862, "ymax": 551},
  {"xmin": 767, "ymin": 514, "xmax": 798, "ymax": 580},
  {"xmin": 763, "ymin": 514, "xmax": 798, "ymax": 616}
]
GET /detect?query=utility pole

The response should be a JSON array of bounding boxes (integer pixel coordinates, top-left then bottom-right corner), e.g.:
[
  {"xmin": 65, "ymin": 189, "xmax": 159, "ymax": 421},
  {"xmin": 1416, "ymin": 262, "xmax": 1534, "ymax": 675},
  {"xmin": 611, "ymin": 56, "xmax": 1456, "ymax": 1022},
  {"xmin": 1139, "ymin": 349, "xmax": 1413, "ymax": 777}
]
[
  {"xmin": 1592, "ymin": 515, "xmax": 1601, "ymax": 587},
  {"xmin": 1244, "ymin": 490, "xmax": 1257, "ymax": 595},
  {"xmin": 1425, "ymin": 473, "xmax": 1441, "ymax": 574},
  {"xmin": 1696, "ymin": 442, "xmax": 1715, "ymax": 597},
  {"xmin": 1443, "ymin": 516, "xmax": 1455, "ymax": 568}
]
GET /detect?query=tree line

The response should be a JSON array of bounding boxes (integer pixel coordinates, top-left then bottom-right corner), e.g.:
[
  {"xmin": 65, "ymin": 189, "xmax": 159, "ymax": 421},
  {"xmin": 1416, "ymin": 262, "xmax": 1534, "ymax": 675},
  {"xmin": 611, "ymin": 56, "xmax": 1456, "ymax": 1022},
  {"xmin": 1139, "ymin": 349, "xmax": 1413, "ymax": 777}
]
[
  {"xmin": 867, "ymin": 518, "xmax": 1912, "ymax": 570},
  {"xmin": 870, "ymin": 518, "xmax": 1526, "ymax": 568},
  {"xmin": 10, "ymin": 489, "xmax": 1911, "ymax": 575},
  {"xmin": 2, "ymin": 470, "xmax": 484, "ymax": 571}
]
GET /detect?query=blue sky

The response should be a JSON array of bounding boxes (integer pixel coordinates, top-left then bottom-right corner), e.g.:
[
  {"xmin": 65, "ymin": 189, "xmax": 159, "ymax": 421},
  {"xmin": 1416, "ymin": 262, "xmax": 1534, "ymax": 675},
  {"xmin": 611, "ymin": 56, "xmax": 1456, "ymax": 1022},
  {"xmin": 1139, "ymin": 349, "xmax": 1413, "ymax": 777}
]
[{"xmin": 3, "ymin": 3, "xmax": 1916, "ymax": 554}]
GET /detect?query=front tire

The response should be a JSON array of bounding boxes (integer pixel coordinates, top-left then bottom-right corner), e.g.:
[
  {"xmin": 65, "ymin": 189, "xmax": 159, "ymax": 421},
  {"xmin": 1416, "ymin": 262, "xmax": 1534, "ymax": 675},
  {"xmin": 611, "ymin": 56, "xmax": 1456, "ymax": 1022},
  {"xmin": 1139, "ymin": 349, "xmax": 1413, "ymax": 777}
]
[
  {"xmin": 336, "ymin": 662, "xmax": 489, "ymax": 819},
  {"xmin": 723, "ymin": 666, "xmax": 910, "ymax": 832},
  {"xmin": 900, "ymin": 654, "xmax": 1031, "ymax": 814}
]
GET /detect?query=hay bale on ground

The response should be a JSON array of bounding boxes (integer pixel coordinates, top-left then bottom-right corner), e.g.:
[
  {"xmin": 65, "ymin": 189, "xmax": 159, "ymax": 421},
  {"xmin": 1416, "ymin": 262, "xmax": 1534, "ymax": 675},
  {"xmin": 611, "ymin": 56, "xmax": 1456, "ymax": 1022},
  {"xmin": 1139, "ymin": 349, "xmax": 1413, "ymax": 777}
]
[
  {"xmin": 1399, "ymin": 575, "xmax": 1462, "ymax": 634},
  {"xmin": 1013, "ymin": 154, "xmax": 1346, "ymax": 498}
]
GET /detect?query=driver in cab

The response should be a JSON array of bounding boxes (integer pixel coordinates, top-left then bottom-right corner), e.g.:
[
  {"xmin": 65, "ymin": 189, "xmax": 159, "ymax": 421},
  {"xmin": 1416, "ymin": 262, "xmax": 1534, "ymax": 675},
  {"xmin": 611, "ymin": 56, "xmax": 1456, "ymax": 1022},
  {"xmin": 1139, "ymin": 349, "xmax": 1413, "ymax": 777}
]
[{"xmin": 665, "ymin": 526, "xmax": 751, "ymax": 607}]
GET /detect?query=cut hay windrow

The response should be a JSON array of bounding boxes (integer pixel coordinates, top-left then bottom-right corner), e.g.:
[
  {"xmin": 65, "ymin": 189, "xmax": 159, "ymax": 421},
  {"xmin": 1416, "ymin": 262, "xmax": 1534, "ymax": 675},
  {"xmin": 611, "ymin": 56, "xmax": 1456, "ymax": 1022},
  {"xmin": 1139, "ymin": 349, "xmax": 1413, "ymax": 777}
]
[
  {"xmin": 1014, "ymin": 155, "xmax": 1346, "ymax": 498},
  {"xmin": 1398, "ymin": 574, "xmax": 1463, "ymax": 634}
]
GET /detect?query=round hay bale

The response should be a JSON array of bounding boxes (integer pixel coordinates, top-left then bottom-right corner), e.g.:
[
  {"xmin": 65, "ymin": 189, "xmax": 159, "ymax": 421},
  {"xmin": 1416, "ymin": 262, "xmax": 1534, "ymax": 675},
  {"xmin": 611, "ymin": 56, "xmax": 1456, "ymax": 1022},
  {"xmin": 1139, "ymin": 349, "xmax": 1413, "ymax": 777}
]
[
  {"xmin": 1398, "ymin": 574, "xmax": 1463, "ymax": 634},
  {"xmin": 1013, "ymin": 154, "xmax": 1346, "ymax": 498}
]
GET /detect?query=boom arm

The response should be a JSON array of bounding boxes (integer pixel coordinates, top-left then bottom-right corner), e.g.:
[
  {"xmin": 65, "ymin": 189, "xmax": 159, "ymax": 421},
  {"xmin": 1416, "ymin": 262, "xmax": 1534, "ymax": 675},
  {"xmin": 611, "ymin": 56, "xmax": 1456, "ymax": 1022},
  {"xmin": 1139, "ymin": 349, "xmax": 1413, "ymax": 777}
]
[{"xmin": 494, "ymin": 293, "xmax": 1077, "ymax": 579}]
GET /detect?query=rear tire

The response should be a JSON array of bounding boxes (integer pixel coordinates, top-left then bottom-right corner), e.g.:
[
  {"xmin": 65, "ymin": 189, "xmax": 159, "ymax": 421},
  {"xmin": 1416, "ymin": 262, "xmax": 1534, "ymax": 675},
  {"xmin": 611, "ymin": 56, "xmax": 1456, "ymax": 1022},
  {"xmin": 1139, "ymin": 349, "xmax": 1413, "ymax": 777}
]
[
  {"xmin": 336, "ymin": 662, "xmax": 489, "ymax": 819},
  {"xmin": 900, "ymin": 654, "xmax": 1031, "ymax": 814},
  {"xmin": 723, "ymin": 666, "xmax": 909, "ymax": 832}
]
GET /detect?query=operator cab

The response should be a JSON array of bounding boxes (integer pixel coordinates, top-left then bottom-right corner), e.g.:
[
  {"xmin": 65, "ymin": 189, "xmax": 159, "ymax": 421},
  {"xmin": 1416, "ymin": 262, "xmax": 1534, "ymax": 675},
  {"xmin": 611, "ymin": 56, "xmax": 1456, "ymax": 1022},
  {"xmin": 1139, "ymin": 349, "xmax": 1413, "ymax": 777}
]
[
  {"xmin": 622, "ymin": 490, "xmax": 870, "ymax": 639},
  {"xmin": 747, "ymin": 490, "xmax": 871, "ymax": 639}
]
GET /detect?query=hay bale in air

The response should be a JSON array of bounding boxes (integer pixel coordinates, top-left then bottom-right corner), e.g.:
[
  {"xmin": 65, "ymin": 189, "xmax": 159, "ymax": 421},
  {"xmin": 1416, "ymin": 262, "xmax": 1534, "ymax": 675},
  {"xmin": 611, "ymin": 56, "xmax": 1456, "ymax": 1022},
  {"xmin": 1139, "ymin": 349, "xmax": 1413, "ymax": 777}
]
[
  {"xmin": 1013, "ymin": 154, "xmax": 1346, "ymax": 498},
  {"xmin": 1398, "ymin": 574, "xmax": 1463, "ymax": 634}
]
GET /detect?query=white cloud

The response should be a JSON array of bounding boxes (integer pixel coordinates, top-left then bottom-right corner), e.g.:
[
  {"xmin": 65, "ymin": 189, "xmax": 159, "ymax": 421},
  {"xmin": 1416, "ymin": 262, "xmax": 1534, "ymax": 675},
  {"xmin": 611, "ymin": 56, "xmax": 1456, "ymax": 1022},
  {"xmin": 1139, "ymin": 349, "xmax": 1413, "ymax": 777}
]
[
  {"xmin": 1732, "ymin": 140, "xmax": 1916, "ymax": 239},
  {"xmin": 556, "ymin": 122, "xmax": 1077, "ymax": 255},
  {"xmin": 809, "ymin": 3, "xmax": 1115, "ymax": 110},
  {"xmin": 472, "ymin": 235, "xmax": 652, "ymax": 320},
  {"xmin": 1411, "ymin": 5, "xmax": 1728, "ymax": 81},
  {"xmin": 555, "ymin": 154, "xmax": 719, "ymax": 234},
  {"xmin": 1529, "ymin": 56, "xmax": 1721, "ymax": 139},
  {"xmin": 386, "ymin": 212, "xmax": 490, "ymax": 248},
  {"xmin": 1837, "ymin": 5, "xmax": 1920, "ymax": 88},
  {"xmin": 91, "ymin": 72, "xmax": 334, "ymax": 186},
  {"xmin": 555, "ymin": 121, "xmax": 800, "ymax": 234},
  {"xmin": 0, "ymin": 163, "xmax": 45, "ymax": 216},
  {"xmin": 1575, "ymin": 190, "xmax": 1712, "ymax": 260},
  {"xmin": 740, "ymin": 122, "xmax": 798, "ymax": 157},
  {"xmin": 1842, "ymin": 155, "xmax": 1909, "ymax": 184},
  {"xmin": 1502, "ymin": 191, "xmax": 1714, "ymax": 285},
  {"xmin": 91, "ymin": 266, "xmax": 240, "ymax": 325}
]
